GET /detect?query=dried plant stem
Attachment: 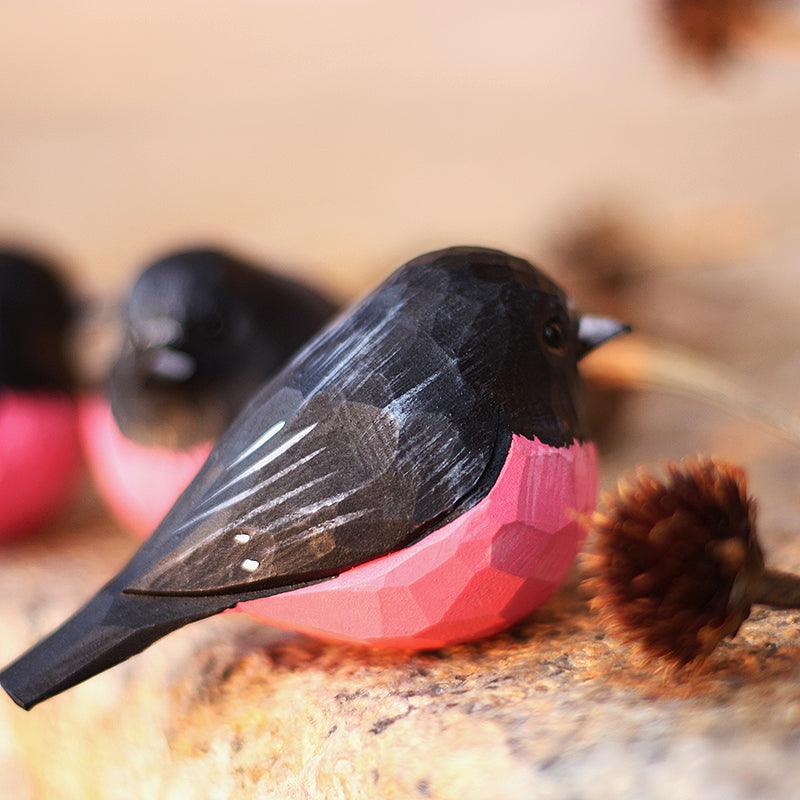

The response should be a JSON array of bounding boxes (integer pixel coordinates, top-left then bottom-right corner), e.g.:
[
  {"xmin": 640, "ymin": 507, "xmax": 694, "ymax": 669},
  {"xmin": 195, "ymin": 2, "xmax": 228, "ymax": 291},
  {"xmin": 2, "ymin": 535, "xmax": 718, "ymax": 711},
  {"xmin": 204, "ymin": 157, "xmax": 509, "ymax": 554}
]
[
  {"xmin": 581, "ymin": 335, "xmax": 800, "ymax": 449},
  {"xmin": 753, "ymin": 568, "xmax": 800, "ymax": 609}
]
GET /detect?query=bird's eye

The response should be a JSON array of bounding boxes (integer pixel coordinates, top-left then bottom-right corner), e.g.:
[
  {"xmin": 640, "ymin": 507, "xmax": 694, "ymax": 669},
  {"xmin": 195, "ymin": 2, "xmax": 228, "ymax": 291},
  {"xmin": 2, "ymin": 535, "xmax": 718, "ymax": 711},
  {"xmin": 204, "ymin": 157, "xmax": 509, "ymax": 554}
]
[{"xmin": 542, "ymin": 318, "xmax": 565, "ymax": 352}]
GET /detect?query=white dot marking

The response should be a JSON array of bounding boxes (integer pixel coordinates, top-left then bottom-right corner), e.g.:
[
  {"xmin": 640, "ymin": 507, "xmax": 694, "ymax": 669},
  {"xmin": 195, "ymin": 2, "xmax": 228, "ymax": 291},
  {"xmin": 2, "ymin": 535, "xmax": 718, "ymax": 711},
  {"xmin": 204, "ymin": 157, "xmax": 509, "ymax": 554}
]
[
  {"xmin": 234, "ymin": 533, "xmax": 251, "ymax": 544},
  {"xmin": 241, "ymin": 559, "xmax": 260, "ymax": 572}
]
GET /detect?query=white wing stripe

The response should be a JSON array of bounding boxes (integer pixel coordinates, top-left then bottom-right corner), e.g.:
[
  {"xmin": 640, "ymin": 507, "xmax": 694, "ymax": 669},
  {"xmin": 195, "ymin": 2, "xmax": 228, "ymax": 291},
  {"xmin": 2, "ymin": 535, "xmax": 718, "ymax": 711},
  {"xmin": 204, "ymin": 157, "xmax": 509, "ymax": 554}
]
[
  {"xmin": 229, "ymin": 420, "xmax": 286, "ymax": 467},
  {"xmin": 177, "ymin": 446, "xmax": 326, "ymax": 532},
  {"xmin": 220, "ymin": 486, "xmax": 361, "ymax": 535},
  {"xmin": 236, "ymin": 423, "xmax": 317, "ymax": 481},
  {"xmin": 291, "ymin": 508, "xmax": 371, "ymax": 536},
  {"xmin": 187, "ymin": 460, "xmax": 327, "ymax": 527},
  {"xmin": 197, "ymin": 423, "xmax": 318, "ymax": 507}
]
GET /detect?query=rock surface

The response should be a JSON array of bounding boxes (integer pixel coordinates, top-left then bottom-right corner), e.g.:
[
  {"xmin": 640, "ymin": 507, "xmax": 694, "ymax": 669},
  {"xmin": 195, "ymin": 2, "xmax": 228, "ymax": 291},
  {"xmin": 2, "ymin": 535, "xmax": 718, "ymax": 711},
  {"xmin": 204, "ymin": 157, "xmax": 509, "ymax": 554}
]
[{"xmin": 2, "ymin": 444, "xmax": 800, "ymax": 800}]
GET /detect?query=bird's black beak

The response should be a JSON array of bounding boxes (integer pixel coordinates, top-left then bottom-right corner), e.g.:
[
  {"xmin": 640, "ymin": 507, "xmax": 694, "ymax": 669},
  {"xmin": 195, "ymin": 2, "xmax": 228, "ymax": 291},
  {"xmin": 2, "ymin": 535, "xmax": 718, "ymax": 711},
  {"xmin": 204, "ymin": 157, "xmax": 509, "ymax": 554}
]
[{"xmin": 576, "ymin": 314, "xmax": 631, "ymax": 360}]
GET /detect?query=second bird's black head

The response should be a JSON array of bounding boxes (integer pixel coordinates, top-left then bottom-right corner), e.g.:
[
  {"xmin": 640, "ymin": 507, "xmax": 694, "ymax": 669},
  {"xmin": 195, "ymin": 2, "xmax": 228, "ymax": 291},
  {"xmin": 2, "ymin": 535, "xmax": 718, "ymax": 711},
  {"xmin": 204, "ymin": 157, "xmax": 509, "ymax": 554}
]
[
  {"xmin": 0, "ymin": 248, "xmax": 75, "ymax": 393},
  {"xmin": 378, "ymin": 246, "xmax": 629, "ymax": 445},
  {"xmin": 108, "ymin": 247, "xmax": 336, "ymax": 449}
]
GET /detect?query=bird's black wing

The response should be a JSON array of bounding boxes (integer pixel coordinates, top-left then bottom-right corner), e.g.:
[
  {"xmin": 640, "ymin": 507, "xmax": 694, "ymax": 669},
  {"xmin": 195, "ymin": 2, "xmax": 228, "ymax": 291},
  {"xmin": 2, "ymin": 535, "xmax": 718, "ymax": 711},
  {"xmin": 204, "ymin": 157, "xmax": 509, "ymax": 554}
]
[{"xmin": 123, "ymin": 297, "xmax": 505, "ymax": 597}]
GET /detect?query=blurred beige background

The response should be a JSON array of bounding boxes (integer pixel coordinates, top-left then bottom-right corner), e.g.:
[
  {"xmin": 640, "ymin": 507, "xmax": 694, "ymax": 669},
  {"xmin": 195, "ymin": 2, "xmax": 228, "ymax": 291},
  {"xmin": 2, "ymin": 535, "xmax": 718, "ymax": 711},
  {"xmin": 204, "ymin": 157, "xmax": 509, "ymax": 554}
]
[{"xmin": 1, "ymin": 1, "xmax": 799, "ymax": 301}]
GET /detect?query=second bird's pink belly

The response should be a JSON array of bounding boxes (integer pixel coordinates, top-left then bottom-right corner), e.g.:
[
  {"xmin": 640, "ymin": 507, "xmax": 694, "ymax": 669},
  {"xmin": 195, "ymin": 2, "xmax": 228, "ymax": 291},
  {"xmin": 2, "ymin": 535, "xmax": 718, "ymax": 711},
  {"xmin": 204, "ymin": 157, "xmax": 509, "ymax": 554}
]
[
  {"xmin": 78, "ymin": 395, "xmax": 212, "ymax": 538},
  {"xmin": 0, "ymin": 392, "xmax": 81, "ymax": 540},
  {"xmin": 237, "ymin": 434, "xmax": 598, "ymax": 649}
]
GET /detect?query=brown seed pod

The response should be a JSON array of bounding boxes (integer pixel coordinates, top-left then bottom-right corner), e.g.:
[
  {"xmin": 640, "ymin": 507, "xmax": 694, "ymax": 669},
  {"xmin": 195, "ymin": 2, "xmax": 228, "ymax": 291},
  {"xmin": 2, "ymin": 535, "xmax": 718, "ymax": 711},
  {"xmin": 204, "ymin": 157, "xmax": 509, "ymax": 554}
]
[
  {"xmin": 583, "ymin": 458, "xmax": 800, "ymax": 667},
  {"xmin": 551, "ymin": 213, "xmax": 644, "ymax": 298},
  {"xmin": 657, "ymin": 0, "xmax": 765, "ymax": 70}
]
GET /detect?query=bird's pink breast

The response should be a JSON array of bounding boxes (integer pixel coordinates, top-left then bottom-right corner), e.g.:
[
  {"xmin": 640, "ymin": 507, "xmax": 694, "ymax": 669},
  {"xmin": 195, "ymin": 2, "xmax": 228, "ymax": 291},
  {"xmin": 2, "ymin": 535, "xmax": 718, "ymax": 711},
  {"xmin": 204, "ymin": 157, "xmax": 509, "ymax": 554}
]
[
  {"xmin": 78, "ymin": 395, "xmax": 211, "ymax": 538},
  {"xmin": 0, "ymin": 392, "xmax": 81, "ymax": 540},
  {"xmin": 237, "ymin": 434, "xmax": 598, "ymax": 649}
]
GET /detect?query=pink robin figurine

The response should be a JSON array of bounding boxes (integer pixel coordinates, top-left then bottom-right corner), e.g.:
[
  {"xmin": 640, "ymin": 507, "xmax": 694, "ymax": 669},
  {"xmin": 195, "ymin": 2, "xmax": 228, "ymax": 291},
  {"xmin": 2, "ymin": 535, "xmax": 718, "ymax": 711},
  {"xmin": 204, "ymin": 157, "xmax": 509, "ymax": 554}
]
[
  {"xmin": 2, "ymin": 246, "xmax": 628, "ymax": 709},
  {"xmin": 80, "ymin": 247, "xmax": 336, "ymax": 537},
  {"xmin": 0, "ymin": 249, "xmax": 81, "ymax": 541}
]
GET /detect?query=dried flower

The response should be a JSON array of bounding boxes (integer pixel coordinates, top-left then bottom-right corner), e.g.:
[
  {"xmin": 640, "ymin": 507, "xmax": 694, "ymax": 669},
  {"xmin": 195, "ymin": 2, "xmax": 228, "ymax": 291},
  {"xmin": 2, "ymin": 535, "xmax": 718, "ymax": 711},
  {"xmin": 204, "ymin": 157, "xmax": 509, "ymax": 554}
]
[
  {"xmin": 583, "ymin": 458, "xmax": 800, "ymax": 666},
  {"xmin": 657, "ymin": 0, "xmax": 767, "ymax": 70},
  {"xmin": 552, "ymin": 214, "xmax": 643, "ymax": 297}
]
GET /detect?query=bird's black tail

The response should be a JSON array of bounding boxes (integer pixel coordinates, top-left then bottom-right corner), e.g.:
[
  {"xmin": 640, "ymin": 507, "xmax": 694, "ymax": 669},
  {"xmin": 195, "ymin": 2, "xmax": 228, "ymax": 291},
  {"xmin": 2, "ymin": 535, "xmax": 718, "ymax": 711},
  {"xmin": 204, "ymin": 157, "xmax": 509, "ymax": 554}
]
[{"xmin": 0, "ymin": 580, "xmax": 237, "ymax": 710}]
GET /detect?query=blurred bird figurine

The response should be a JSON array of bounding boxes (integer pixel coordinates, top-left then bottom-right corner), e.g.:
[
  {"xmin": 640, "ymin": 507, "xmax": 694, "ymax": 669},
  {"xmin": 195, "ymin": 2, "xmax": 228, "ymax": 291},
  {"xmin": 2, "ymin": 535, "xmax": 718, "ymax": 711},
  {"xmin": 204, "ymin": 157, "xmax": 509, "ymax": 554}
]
[
  {"xmin": 0, "ymin": 248, "xmax": 81, "ymax": 540},
  {"xmin": 79, "ymin": 247, "xmax": 337, "ymax": 536},
  {"xmin": 2, "ymin": 246, "xmax": 628, "ymax": 709}
]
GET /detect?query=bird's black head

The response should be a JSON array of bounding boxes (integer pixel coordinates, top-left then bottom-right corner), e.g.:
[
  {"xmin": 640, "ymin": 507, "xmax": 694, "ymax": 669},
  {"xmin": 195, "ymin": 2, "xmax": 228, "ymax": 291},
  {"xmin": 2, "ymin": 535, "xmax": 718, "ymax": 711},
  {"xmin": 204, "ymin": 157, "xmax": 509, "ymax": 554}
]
[
  {"xmin": 394, "ymin": 247, "xmax": 629, "ymax": 445},
  {"xmin": 0, "ymin": 249, "xmax": 75, "ymax": 392},
  {"xmin": 109, "ymin": 247, "xmax": 335, "ymax": 449}
]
